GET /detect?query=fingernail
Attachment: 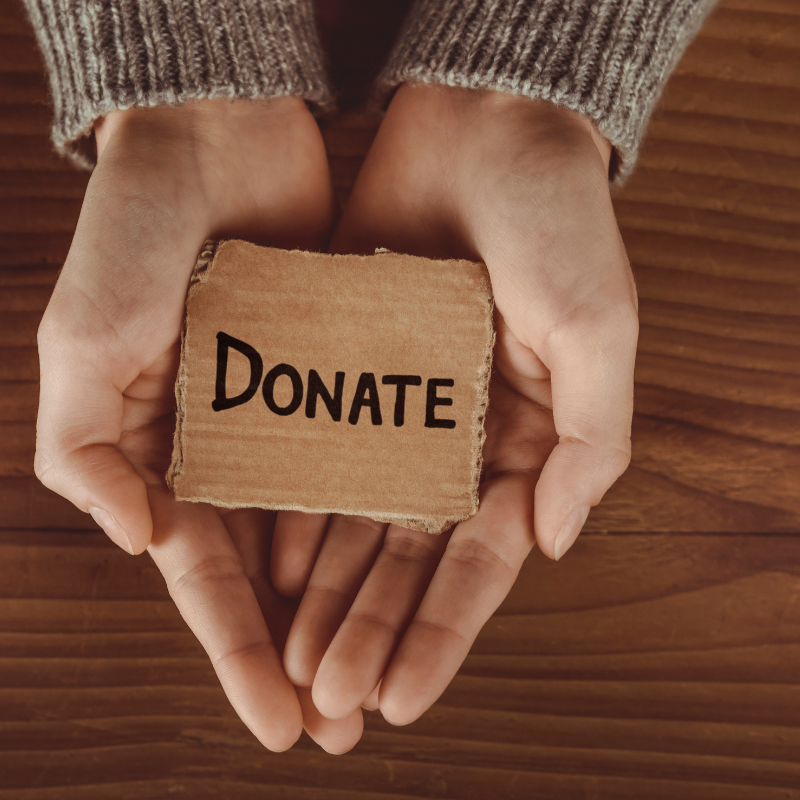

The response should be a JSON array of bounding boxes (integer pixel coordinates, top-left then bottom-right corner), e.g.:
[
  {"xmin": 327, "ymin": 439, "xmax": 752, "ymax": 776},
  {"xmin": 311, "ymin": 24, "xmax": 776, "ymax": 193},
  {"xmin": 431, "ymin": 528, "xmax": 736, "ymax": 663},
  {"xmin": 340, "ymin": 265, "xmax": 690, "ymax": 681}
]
[
  {"xmin": 88, "ymin": 506, "xmax": 134, "ymax": 554},
  {"xmin": 554, "ymin": 506, "xmax": 590, "ymax": 561}
]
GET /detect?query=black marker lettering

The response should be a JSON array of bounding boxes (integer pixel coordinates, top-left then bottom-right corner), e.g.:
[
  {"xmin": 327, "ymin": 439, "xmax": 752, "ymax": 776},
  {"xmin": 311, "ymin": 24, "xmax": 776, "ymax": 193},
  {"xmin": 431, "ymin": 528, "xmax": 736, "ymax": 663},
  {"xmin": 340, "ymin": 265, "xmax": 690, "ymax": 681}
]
[
  {"xmin": 306, "ymin": 370, "xmax": 345, "ymax": 421},
  {"xmin": 262, "ymin": 363, "xmax": 303, "ymax": 416},
  {"xmin": 212, "ymin": 332, "xmax": 263, "ymax": 412},
  {"xmin": 425, "ymin": 378, "xmax": 456, "ymax": 429},
  {"xmin": 381, "ymin": 375, "xmax": 422, "ymax": 427},
  {"xmin": 348, "ymin": 372, "xmax": 383, "ymax": 425}
]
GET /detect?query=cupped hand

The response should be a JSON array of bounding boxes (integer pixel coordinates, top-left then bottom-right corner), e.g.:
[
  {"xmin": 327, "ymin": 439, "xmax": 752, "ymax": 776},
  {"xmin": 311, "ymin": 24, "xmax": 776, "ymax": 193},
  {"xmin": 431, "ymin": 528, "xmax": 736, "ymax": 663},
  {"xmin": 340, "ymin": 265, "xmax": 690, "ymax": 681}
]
[
  {"xmin": 274, "ymin": 84, "xmax": 638, "ymax": 725},
  {"xmin": 35, "ymin": 98, "xmax": 361, "ymax": 752}
]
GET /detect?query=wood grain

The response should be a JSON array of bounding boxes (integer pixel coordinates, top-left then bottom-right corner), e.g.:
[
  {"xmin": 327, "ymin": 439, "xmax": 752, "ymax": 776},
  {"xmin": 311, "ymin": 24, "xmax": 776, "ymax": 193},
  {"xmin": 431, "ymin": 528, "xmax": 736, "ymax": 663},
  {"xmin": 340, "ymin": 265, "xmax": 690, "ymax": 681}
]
[
  {"xmin": 4, "ymin": 532, "xmax": 800, "ymax": 797},
  {"xmin": 0, "ymin": 0, "xmax": 799, "ymax": 797}
]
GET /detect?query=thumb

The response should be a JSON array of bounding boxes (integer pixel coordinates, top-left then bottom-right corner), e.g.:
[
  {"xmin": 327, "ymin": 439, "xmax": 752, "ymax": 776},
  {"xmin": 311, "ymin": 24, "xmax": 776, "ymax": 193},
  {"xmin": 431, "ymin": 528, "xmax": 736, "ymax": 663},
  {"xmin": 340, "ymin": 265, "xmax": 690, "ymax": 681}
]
[
  {"xmin": 36, "ymin": 290, "xmax": 153, "ymax": 554},
  {"xmin": 534, "ymin": 300, "xmax": 638, "ymax": 560}
]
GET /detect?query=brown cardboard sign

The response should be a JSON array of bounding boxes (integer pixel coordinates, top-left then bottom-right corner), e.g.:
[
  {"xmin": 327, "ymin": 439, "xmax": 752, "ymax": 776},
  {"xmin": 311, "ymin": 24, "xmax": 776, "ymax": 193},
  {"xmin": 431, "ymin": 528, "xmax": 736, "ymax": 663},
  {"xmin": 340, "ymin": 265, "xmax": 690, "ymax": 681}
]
[{"xmin": 167, "ymin": 240, "xmax": 494, "ymax": 533}]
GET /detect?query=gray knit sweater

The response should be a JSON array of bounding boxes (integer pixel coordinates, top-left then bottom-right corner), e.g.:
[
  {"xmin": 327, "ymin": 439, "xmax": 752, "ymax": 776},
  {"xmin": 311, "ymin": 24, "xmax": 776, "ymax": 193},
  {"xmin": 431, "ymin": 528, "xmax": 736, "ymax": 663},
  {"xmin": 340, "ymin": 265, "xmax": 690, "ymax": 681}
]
[{"xmin": 24, "ymin": 0, "xmax": 717, "ymax": 180}]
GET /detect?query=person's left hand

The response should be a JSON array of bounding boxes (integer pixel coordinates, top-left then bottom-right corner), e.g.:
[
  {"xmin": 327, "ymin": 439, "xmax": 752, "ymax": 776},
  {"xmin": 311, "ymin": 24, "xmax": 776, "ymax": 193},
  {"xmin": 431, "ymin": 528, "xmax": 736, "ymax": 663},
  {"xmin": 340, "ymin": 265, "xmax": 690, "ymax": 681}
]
[{"xmin": 272, "ymin": 83, "xmax": 638, "ymax": 725}]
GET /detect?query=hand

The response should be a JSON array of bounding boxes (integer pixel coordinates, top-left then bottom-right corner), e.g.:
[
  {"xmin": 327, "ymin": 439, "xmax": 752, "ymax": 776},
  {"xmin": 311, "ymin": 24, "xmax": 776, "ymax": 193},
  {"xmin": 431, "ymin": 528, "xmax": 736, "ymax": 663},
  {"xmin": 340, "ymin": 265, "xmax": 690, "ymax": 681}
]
[
  {"xmin": 35, "ymin": 98, "xmax": 361, "ymax": 752},
  {"xmin": 274, "ymin": 84, "xmax": 638, "ymax": 725}
]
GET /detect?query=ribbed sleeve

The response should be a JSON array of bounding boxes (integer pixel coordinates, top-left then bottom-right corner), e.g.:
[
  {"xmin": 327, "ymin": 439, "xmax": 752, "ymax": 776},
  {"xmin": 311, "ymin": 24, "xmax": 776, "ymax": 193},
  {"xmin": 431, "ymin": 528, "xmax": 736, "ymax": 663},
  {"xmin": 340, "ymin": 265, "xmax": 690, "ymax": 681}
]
[
  {"xmin": 22, "ymin": 0, "xmax": 334, "ymax": 167},
  {"xmin": 376, "ymin": 0, "xmax": 718, "ymax": 182}
]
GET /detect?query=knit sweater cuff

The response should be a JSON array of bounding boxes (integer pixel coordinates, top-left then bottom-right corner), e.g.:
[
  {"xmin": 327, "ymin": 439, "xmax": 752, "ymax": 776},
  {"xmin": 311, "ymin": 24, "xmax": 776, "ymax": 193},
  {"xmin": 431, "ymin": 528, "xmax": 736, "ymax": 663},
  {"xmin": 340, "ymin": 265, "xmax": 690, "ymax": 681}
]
[
  {"xmin": 376, "ymin": 0, "xmax": 717, "ymax": 183},
  {"xmin": 23, "ymin": 0, "xmax": 334, "ymax": 168}
]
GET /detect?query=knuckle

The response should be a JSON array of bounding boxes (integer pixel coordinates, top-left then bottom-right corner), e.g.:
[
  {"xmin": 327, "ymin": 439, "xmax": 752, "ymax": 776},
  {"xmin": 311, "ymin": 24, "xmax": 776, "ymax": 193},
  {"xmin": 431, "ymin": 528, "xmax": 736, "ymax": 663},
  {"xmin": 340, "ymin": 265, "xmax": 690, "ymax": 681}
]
[
  {"xmin": 36, "ymin": 307, "xmax": 64, "ymax": 353},
  {"xmin": 610, "ymin": 302, "xmax": 640, "ymax": 345},
  {"xmin": 213, "ymin": 639, "xmax": 272, "ymax": 670},
  {"xmin": 382, "ymin": 532, "xmax": 439, "ymax": 565},
  {"xmin": 338, "ymin": 515, "xmax": 386, "ymax": 535},
  {"xmin": 347, "ymin": 610, "xmax": 398, "ymax": 637},
  {"xmin": 168, "ymin": 554, "xmax": 245, "ymax": 603},
  {"xmin": 412, "ymin": 617, "xmax": 469, "ymax": 646},
  {"xmin": 445, "ymin": 536, "xmax": 515, "ymax": 582},
  {"xmin": 608, "ymin": 438, "xmax": 633, "ymax": 475},
  {"xmin": 32, "ymin": 438, "xmax": 76, "ymax": 493},
  {"xmin": 306, "ymin": 582, "xmax": 358, "ymax": 604},
  {"xmin": 33, "ymin": 439, "xmax": 97, "ymax": 502},
  {"xmin": 541, "ymin": 286, "xmax": 639, "ymax": 356},
  {"xmin": 33, "ymin": 450, "xmax": 55, "ymax": 488},
  {"xmin": 559, "ymin": 434, "xmax": 632, "ymax": 475}
]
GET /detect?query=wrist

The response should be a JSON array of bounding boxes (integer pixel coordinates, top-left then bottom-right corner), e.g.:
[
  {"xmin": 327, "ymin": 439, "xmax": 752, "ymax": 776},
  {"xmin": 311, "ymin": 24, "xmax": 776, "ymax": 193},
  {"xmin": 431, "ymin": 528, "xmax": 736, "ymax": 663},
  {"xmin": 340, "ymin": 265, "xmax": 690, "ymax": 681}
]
[
  {"xmin": 470, "ymin": 88, "xmax": 613, "ymax": 172},
  {"xmin": 91, "ymin": 97, "xmax": 335, "ymax": 250},
  {"xmin": 94, "ymin": 97, "xmax": 311, "ymax": 159},
  {"xmin": 394, "ymin": 83, "xmax": 612, "ymax": 177}
]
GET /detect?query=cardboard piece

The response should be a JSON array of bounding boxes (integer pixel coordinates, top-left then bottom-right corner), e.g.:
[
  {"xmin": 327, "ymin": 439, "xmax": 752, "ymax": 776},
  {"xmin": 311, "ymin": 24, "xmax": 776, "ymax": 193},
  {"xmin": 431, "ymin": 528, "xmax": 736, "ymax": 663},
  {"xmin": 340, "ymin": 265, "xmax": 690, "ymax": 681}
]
[{"xmin": 167, "ymin": 240, "xmax": 494, "ymax": 533}]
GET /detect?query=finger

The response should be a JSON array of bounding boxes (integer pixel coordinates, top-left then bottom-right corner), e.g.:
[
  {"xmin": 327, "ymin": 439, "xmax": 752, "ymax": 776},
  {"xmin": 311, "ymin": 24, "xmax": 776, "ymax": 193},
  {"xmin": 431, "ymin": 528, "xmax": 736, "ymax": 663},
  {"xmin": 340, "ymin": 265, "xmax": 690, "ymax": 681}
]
[
  {"xmin": 147, "ymin": 492, "xmax": 303, "ymax": 751},
  {"xmin": 36, "ymin": 306, "xmax": 152, "ymax": 553},
  {"xmin": 224, "ymin": 508, "xmax": 364, "ymax": 753},
  {"xmin": 312, "ymin": 525, "xmax": 448, "ymax": 720},
  {"xmin": 534, "ymin": 295, "xmax": 638, "ymax": 560},
  {"xmin": 223, "ymin": 508, "xmax": 275, "ymax": 581},
  {"xmin": 362, "ymin": 680, "xmax": 381, "ymax": 711},
  {"xmin": 297, "ymin": 686, "xmax": 364, "ymax": 754},
  {"xmin": 270, "ymin": 511, "xmax": 330, "ymax": 598},
  {"xmin": 379, "ymin": 471, "xmax": 535, "ymax": 726},
  {"xmin": 283, "ymin": 514, "xmax": 386, "ymax": 687},
  {"xmin": 224, "ymin": 508, "xmax": 299, "ymax": 653}
]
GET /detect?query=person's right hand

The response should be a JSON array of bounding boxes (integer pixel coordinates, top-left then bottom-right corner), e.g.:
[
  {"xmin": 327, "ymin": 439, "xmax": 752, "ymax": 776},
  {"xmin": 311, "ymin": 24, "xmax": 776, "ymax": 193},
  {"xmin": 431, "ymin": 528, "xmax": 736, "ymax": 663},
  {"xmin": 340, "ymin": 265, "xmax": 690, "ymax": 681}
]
[{"xmin": 35, "ymin": 98, "xmax": 362, "ymax": 753}]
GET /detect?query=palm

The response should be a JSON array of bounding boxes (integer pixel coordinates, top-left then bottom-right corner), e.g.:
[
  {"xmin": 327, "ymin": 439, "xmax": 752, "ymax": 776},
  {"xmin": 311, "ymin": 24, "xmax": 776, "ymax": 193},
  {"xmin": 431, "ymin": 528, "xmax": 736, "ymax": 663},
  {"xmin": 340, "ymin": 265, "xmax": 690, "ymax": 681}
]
[
  {"xmin": 118, "ymin": 344, "xmax": 180, "ymax": 490},
  {"xmin": 482, "ymin": 317, "xmax": 558, "ymax": 492}
]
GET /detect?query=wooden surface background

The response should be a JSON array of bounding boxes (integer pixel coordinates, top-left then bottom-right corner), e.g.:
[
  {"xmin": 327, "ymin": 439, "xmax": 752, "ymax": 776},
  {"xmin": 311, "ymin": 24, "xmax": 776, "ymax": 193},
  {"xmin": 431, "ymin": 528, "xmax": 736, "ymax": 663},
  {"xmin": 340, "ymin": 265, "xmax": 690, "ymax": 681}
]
[{"xmin": 1, "ymin": 0, "xmax": 799, "ymax": 797}]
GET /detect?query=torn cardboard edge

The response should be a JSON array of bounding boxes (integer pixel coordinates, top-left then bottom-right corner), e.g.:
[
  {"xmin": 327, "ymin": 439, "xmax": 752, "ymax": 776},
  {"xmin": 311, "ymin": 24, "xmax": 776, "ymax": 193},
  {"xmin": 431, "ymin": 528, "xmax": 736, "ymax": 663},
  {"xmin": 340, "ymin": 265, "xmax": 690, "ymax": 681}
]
[
  {"xmin": 166, "ymin": 239, "xmax": 495, "ymax": 534},
  {"xmin": 167, "ymin": 238, "xmax": 217, "ymax": 499}
]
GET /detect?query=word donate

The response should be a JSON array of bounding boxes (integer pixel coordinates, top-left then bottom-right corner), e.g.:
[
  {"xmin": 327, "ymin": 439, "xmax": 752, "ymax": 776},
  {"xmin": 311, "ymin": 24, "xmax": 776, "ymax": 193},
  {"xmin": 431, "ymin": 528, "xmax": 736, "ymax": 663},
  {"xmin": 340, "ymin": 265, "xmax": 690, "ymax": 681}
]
[
  {"xmin": 213, "ymin": 331, "xmax": 456, "ymax": 429},
  {"xmin": 168, "ymin": 241, "xmax": 494, "ymax": 533}
]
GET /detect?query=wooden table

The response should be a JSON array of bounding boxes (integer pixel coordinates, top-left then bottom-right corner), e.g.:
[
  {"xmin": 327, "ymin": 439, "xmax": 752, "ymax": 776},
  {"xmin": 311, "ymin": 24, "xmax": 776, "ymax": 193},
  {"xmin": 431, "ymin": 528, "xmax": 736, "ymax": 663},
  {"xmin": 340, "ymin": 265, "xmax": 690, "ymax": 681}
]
[{"xmin": 1, "ymin": 0, "xmax": 799, "ymax": 797}]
